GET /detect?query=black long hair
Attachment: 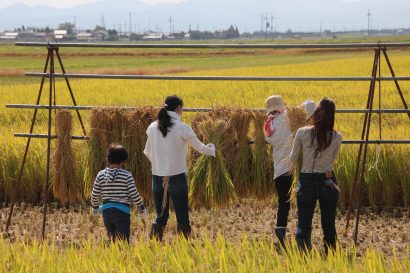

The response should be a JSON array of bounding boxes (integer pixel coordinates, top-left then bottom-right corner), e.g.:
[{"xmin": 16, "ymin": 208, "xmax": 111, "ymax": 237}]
[
  {"xmin": 158, "ymin": 95, "xmax": 184, "ymax": 137},
  {"xmin": 311, "ymin": 97, "xmax": 336, "ymax": 156}
]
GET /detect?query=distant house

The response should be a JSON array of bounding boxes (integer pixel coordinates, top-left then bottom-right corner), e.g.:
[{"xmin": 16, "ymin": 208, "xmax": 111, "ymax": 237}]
[
  {"xmin": 142, "ymin": 33, "xmax": 164, "ymax": 41},
  {"xmin": 76, "ymin": 32, "xmax": 93, "ymax": 41},
  {"xmin": 54, "ymin": 30, "xmax": 68, "ymax": 40},
  {"xmin": 18, "ymin": 31, "xmax": 46, "ymax": 41},
  {"xmin": 92, "ymin": 29, "xmax": 109, "ymax": 41},
  {"xmin": 0, "ymin": 32, "xmax": 19, "ymax": 40}
]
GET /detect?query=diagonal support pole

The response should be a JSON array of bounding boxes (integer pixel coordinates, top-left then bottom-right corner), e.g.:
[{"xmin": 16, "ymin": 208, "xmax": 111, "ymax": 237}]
[
  {"xmin": 344, "ymin": 49, "xmax": 379, "ymax": 235},
  {"xmin": 54, "ymin": 48, "xmax": 87, "ymax": 136},
  {"xmin": 353, "ymin": 48, "xmax": 380, "ymax": 245},
  {"xmin": 382, "ymin": 48, "xmax": 410, "ymax": 120},
  {"xmin": 5, "ymin": 50, "xmax": 51, "ymax": 234}
]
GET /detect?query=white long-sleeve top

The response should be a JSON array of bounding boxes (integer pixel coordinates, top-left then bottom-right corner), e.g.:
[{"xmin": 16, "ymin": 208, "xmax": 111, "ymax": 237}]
[
  {"xmin": 290, "ymin": 126, "xmax": 342, "ymax": 173},
  {"xmin": 144, "ymin": 111, "xmax": 215, "ymax": 177},
  {"xmin": 265, "ymin": 112, "xmax": 293, "ymax": 179}
]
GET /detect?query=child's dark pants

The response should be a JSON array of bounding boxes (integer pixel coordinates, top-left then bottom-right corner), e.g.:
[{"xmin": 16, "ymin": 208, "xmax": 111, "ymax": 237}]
[{"xmin": 102, "ymin": 208, "xmax": 131, "ymax": 243}]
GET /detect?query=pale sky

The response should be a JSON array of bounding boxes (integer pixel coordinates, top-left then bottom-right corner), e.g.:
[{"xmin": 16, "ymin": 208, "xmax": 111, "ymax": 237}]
[{"xmin": 0, "ymin": 0, "xmax": 185, "ymax": 9}]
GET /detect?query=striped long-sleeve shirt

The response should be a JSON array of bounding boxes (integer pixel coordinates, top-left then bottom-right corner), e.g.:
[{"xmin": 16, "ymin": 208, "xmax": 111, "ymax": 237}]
[{"xmin": 91, "ymin": 168, "xmax": 144, "ymax": 209}]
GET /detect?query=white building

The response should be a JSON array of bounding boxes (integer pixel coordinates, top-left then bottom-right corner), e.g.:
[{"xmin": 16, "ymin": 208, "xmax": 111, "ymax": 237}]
[
  {"xmin": 0, "ymin": 32, "xmax": 19, "ymax": 40},
  {"xmin": 142, "ymin": 33, "xmax": 163, "ymax": 41},
  {"xmin": 54, "ymin": 30, "xmax": 68, "ymax": 40},
  {"xmin": 76, "ymin": 32, "xmax": 93, "ymax": 41}
]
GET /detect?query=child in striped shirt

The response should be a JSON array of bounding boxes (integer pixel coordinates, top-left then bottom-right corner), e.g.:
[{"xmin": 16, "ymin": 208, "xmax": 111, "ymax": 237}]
[{"xmin": 91, "ymin": 144, "xmax": 148, "ymax": 242}]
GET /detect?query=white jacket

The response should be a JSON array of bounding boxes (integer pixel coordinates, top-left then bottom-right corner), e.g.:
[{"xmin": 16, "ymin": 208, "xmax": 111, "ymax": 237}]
[
  {"xmin": 265, "ymin": 112, "xmax": 293, "ymax": 179},
  {"xmin": 144, "ymin": 111, "xmax": 215, "ymax": 177}
]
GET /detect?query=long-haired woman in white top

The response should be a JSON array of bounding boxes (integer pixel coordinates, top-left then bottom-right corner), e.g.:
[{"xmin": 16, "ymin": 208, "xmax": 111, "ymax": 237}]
[
  {"xmin": 144, "ymin": 95, "xmax": 215, "ymax": 241},
  {"xmin": 290, "ymin": 97, "xmax": 342, "ymax": 253}
]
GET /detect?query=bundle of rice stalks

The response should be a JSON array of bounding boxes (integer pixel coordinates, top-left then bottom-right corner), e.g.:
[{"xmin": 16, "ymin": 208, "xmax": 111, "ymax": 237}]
[
  {"xmin": 286, "ymin": 106, "xmax": 309, "ymax": 136},
  {"xmin": 52, "ymin": 110, "xmax": 78, "ymax": 205},
  {"xmin": 189, "ymin": 111, "xmax": 211, "ymax": 162},
  {"xmin": 86, "ymin": 107, "xmax": 125, "ymax": 196},
  {"xmin": 189, "ymin": 117, "xmax": 237, "ymax": 209},
  {"xmin": 122, "ymin": 107, "xmax": 156, "ymax": 203},
  {"xmin": 285, "ymin": 106, "xmax": 309, "ymax": 199},
  {"xmin": 251, "ymin": 111, "xmax": 274, "ymax": 199},
  {"xmin": 208, "ymin": 108, "xmax": 237, "ymax": 177},
  {"xmin": 230, "ymin": 109, "xmax": 253, "ymax": 196},
  {"xmin": 190, "ymin": 108, "xmax": 237, "ymax": 170}
]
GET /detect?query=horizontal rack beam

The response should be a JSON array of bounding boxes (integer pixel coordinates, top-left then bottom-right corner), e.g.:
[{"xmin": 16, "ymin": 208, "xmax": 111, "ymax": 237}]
[
  {"xmin": 25, "ymin": 72, "xmax": 410, "ymax": 81},
  {"xmin": 15, "ymin": 42, "xmax": 410, "ymax": 49},
  {"xmin": 13, "ymin": 134, "xmax": 410, "ymax": 144},
  {"xmin": 14, "ymin": 133, "xmax": 88, "ymax": 140},
  {"xmin": 6, "ymin": 104, "xmax": 410, "ymax": 114}
]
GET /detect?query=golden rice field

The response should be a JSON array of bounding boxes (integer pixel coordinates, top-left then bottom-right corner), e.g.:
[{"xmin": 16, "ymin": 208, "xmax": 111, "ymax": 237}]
[
  {"xmin": 0, "ymin": 44, "xmax": 409, "ymax": 271},
  {"xmin": 0, "ymin": 47, "xmax": 409, "ymax": 207}
]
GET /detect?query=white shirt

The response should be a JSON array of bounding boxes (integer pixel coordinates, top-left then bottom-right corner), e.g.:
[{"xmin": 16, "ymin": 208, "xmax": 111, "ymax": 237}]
[
  {"xmin": 290, "ymin": 126, "xmax": 342, "ymax": 173},
  {"xmin": 265, "ymin": 112, "xmax": 293, "ymax": 179},
  {"xmin": 144, "ymin": 111, "xmax": 215, "ymax": 177}
]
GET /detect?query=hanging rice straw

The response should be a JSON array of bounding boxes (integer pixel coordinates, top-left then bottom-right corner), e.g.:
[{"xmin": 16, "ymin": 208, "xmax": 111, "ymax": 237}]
[
  {"xmin": 251, "ymin": 111, "xmax": 274, "ymax": 199},
  {"xmin": 87, "ymin": 107, "xmax": 125, "ymax": 196},
  {"xmin": 189, "ymin": 117, "xmax": 237, "ymax": 209},
  {"xmin": 52, "ymin": 110, "xmax": 78, "ymax": 205},
  {"xmin": 285, "ymin": 106, "xmax": 309, "ymax": 201},
  {"xmin": 286, "ymin": 106, "xmax": 309, "ymax": 136},
  {"xmin": 230, "ymin": 109, "xmax": 253, "ymax": 196},
  {"xmin": 122, "ymin": 107, "xmax": 156, "ymax": 203}
]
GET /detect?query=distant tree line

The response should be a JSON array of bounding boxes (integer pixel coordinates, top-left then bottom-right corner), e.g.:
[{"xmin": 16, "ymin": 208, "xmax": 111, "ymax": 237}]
[{"xmin": 190, "ymin": 25, "xmax": 240, "ymax": 40}]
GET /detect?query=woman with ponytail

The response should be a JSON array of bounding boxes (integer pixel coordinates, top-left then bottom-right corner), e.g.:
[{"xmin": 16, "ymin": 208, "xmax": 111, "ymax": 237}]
[
  {"xmin": 144, "ymin": 95, "xmax": 216, "ymax": 241},
  {"xmin": 290, "ymin": 97, "xmax": 342, "ymax": 253}
]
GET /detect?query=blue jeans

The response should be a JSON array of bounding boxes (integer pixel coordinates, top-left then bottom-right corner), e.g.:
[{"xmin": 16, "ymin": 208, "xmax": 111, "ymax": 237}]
[
  {"xmin": 152, "ymin": 173, "xmax": 191, "ymax": 236},
  {"xmin": 102, "ymin": 207, "xmax": 131, "ymax": 243},
  {"xmin": 296, "ymin": 173, "xmax": 339, "ymax": 252}
]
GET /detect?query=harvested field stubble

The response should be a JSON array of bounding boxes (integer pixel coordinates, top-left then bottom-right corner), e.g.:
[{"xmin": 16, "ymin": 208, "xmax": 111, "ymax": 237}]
[{"xmin": 0, "ymin": 201, "xmax": 408, "ymax": 258}]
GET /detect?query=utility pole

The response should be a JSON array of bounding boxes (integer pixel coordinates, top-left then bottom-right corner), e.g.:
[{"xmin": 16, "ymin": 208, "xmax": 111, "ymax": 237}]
[
  {"xmin": 101, "ymin": 15, "xmax": 105, "ymax": 28},
  {"xmin": 265, "ymin": 13, "xmax": 269, "ymax": 39},
  {"xmin": 129, "ymin": 12, "xmax": 132, "ymax": 33},
  {"xmin": 367, "ymin": 9, "xmax": 371, "ymax": 36},
  {"xmin": 320, "ymin": 20, "xmax": 322, "ymax": 36},
  {"xmin": 270, "ymin": 13, "xmax": 274, "ymax": 39},
  {"xmin": 73, "ymin": 16, "xmax": 77, "ymax": 34},
  {"xmin": 260, "ymin": 14, "xmax": 264, "ymax": 32},
  {"xmin": 169, "ymin": 16, "xmax": 173, "ymax": 35}
]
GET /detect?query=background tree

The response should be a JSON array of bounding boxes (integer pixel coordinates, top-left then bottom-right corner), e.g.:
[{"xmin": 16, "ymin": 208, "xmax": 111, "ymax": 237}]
[{"xmin": 58, "ymin": 22, "xmax": 75, "ymax": 34}]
